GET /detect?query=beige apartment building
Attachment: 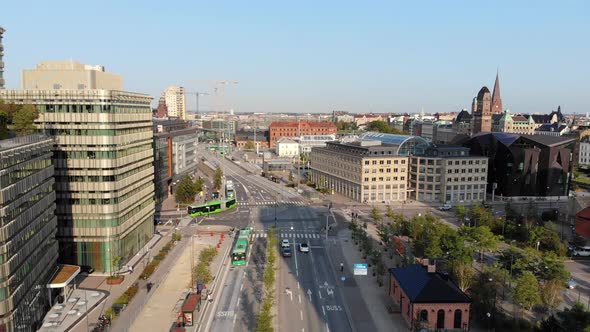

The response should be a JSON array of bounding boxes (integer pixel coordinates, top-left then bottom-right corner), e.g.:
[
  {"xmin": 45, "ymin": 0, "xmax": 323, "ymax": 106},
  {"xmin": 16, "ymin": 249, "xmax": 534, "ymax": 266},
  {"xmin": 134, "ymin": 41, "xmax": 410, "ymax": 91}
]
[
  {"xmin": 410, "ymin": 146, "xmax": 488, "ymax": 203},
  {"xmin": 21, "ymin": 60, "xmax": 123, "ymax": 90},
  {"xmin": 0, "ymin": 135, "xmax": 58, "ymax": 331},
  {"xmin": 0, "ymin": 89, "xmax": 155, "ymax": 273},
  {"xmin": 164, "ymin": 86, "xmax": 186, "ymax": 120},
  {"xmin": 310, "ymin": 140, "xmax": 408, "ymax": 203}
]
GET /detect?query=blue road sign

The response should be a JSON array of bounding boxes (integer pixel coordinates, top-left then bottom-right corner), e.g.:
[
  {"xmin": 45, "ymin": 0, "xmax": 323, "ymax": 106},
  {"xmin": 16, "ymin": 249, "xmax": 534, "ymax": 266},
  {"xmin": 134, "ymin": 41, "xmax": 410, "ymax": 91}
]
[{"xmin": 353, "ymin": 263, "xmax": 368, "ymax": 276}]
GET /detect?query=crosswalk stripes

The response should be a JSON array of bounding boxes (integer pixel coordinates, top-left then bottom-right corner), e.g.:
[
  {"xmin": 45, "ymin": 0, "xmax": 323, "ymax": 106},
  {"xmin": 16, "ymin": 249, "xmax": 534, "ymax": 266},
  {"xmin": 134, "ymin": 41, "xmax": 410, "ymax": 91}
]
[
  {"xmin": 236, "ymin": 201, "xmax": 306, "ymax": 207},
  {"xmin": 249, "ymin": 230, "xmax": 321, "ymax": 239}
]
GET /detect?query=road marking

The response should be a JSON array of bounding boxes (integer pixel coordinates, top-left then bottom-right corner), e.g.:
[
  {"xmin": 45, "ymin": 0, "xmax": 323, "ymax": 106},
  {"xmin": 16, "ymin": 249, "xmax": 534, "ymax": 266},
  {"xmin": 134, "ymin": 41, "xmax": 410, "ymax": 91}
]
[
  {"xmin": 299, "ymin": 294, "xmax": 302, "ymax": 303},
  {"xmin": 297, "ymin": 282, "xmax": 300, "ymax": 290},
  {"xmin": 307, "ymin": 289, "xmax": 312, "ymax": 301},
  {"xmin": 237, "ymin": 298, "xmax": 240, "ymax": 307},
  {"xmin": 326, "ymin": 322, "xmax": 330, "ymax": 332},
  {"xmin": 322, "ymin": 305, "xmax": 326, "ymax": 316},
  {"xmin": 233, "ymin": 313, "xmax": 237, "ymax": 325},
  {"xmin": 240, "ymin": 283, "xmax": 244, "ymax": 292},
  {"xmin": 300, "ymin": 310, "xmax": 303, "ymax": 320},
  {"xmin": 216, "ymin": 310, "xmax": 235, "ymax": 317},
  {"xmin": 318, "ymin": 290, "xmax": 322, "ymax": 299}
]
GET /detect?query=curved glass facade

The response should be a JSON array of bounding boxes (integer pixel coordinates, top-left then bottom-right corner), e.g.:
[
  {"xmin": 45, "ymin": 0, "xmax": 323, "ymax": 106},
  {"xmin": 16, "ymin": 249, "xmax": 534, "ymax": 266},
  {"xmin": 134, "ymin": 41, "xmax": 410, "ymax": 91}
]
[{"xmin": 360, "ymin": 132, "xmax": 429, "ymax": 156}]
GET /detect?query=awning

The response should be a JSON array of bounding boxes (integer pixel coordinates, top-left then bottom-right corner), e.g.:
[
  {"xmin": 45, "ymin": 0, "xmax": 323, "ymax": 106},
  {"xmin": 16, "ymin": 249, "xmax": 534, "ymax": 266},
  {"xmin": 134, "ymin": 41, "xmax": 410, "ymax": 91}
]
[{"xmin": 47, "ymin": 264, "xmax": 81, "ymax": 288}]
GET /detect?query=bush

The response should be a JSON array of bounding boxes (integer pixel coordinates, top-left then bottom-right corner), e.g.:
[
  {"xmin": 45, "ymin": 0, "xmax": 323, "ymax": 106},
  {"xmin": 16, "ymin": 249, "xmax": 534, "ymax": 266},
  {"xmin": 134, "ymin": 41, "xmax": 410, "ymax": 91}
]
[
  {"xmin": 124, "ymin": 283, "xmax": 139, "ymax": 301},
  {"xmin": 114, "ymin": 293, "xmax": 129, "ymax": 305},
  {"xmin": 172, "ymin": 233, "xmax": 182, "ymax": 241},
  {"xmin": 104, "ymin": 307, "xmax": 115, "ymax": 318}
]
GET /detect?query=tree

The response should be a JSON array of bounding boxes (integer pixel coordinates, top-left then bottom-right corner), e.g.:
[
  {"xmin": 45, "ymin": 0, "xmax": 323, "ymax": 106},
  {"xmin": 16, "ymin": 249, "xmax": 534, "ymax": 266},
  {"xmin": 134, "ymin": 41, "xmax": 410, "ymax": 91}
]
[
  {"xmin": 529, "ymin": 226, "xmax": 567, "ymax": 256},
  {"xmin": 214, "ymin": 166, "xmax": 223, "ymax": 190},
  {"xmin": 244, "ymin": 141, "xmax": 256, "ymax": 150},
  {"xmin": 512, "ymin": 271, "xmax": 541, "ymax": 310},
  {"xmin": 371, "ymin": 206, "xmax": 383, "ymax": 224},
  {"xmin": 540, "ymin": 279, "xmax": 564, "ymax": 311},
  {"xmin": 12, "ymin": 104, "xmax": 39, "ymax": 136},
  {"xmin": 175, "ymin": 175, "xmax": 197, "ymax": 204},
  {"xmin": 458, "ymin": 225, "xmax": 499, "ymax": 260},
  {"xmin": 365, "ymin": 120, "xmax": 404, "ymax": 134},
  {"xmin": 556, "ymin": 302, "xmax": 590, "ymax": 332},
  {"xmin": 450, "ymin": 262, "xmax": 475, "ymax": 292},
  {"xmin": 385, "ymin": 206, "xmax": 395, "ymax": 221},
  {"xmin": 455, "ymin": 204, "xmax": 466, "ymax": 220},
  {"xmin": 193, "ymin": 177, "xmax": 204, "ymax": 193}
]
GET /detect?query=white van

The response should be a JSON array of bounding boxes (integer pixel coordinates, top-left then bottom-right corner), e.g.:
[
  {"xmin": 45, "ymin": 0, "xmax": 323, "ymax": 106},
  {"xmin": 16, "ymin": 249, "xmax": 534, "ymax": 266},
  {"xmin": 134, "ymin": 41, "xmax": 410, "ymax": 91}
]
[{"xmin": 573, "ymin": 246, "xmax": 590, "ymax": 257}]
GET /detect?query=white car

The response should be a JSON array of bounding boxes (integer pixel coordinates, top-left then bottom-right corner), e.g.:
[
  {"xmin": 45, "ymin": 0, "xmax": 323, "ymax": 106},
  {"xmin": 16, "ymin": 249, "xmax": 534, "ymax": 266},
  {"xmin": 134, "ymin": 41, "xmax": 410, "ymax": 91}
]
[
  {"xmin": 281, "ymin": 239, "xmax": 290, "ymax": 248},
  {"xmin": 439, "ymin": 203, "xmax": 452, "ymax": 211},
  {"xmin": 299, "ymin": 243, "xmax": 310, "ymax": 253}
]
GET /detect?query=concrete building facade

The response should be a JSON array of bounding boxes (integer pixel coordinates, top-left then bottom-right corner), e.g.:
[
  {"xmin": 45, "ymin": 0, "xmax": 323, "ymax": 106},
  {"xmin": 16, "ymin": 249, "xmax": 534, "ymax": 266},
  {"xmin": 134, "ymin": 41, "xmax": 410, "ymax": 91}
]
[
  {"xmin": 310, "ymin": 140, "xmax": 408, "ymax": 203},
  {"xmin": 0, "ymin": 135, "xmax": 58, "ymax": 331},
  {"xmin": 409, "ymin": 146, "xmax": 488, "ymax": 203},
  {"xmin": 0, "ymin": 26, "xmax": 5, "ymax": 89},
  {"xmin": 163, "ymin": 86, "xmax": 186, "ymax": 120},
  {"xmin": 21, "ymin": 61, "xmax": 123, "ymax": 90},
  {"xmin": 275, "ymin": 138, "xmax": 299, "ymax": 158},
  {"xmin": 0, "ymin": 89, "xmax": 155, "ymax": 273},
  {"xmin": 269, "ymin": 121, "xmax": 337, "ymax": 148}
]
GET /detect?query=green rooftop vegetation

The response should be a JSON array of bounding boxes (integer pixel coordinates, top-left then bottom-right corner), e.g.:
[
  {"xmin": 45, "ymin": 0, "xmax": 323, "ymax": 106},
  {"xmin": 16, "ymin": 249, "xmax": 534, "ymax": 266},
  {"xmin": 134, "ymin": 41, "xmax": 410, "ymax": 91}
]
[{"xmin": 0, "ymin": 100, "xmax": 39, "ymax": 139}]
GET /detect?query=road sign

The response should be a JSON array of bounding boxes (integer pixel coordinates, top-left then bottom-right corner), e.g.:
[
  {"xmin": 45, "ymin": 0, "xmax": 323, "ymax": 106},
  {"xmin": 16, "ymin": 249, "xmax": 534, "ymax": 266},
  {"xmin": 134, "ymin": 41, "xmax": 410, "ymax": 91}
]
[
  {"xmin": 354, "ymin": 263, "xmax": 368, "ymax": 276},
  {"xmin": 341, "ymin": 276, "xmax": 346, "ymax": 281}
]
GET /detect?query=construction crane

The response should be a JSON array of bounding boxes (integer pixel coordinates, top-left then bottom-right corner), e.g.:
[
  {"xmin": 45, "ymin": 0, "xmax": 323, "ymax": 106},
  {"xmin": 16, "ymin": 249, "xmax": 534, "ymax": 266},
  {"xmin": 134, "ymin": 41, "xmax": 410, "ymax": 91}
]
[{"xmin": 185, "ymin": 91, "xmax": 209, "ymax": 118}]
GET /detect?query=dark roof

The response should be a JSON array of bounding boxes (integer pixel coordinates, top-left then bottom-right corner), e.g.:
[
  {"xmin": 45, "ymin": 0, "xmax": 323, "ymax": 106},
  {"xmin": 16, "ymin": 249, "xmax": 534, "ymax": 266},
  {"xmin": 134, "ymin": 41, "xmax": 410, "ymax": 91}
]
[
  {"xmin": 455, "ymin": 110, "xmax": 471, "ymax": 123},
  {"xmin": 390, "ymin": 265, "xmax": 470, "ymax": 303},
  {"xmin": 521, "ymin": 134, "xmax": 576, "ymax": 147},
  {"xmin": 477, "ymin": 86, "xmax": 490, "ymax": 99},
  {"xmin": 577, "ymin": 207, "xmax": 590, "ymax": 221},
  {"xmin": 536, "ymin": 123, "xmax": 568, "ymax": 132}
]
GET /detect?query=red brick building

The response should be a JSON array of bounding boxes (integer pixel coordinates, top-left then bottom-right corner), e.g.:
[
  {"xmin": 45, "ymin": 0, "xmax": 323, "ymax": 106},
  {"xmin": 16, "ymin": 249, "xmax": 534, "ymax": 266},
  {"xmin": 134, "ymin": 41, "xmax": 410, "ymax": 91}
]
[
  {"xmin": 389, "ymin": 263, "xmax": 471, "ymax": 331},
  {"xmin": 268, "ymin": 121, "xmax": 337, "ymax": 148},
  {"xmin": 575, "ymin": 207, "xmax": 590, "ymax": 239}
]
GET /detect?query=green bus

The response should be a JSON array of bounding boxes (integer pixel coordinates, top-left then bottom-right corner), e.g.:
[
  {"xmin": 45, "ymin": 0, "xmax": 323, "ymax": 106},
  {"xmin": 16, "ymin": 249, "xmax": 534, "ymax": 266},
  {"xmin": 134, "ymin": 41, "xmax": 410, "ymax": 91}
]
[
  {"xmin": 232, "ymin": 228, "xmax": 251, "ymax": 266},
  {"xmin": 188, "ymin": 201, "xmax": 222, "ymax": 217},
  {"xmin": 225, "ymin": 198, "xmax": 236, "ymax": 209}
]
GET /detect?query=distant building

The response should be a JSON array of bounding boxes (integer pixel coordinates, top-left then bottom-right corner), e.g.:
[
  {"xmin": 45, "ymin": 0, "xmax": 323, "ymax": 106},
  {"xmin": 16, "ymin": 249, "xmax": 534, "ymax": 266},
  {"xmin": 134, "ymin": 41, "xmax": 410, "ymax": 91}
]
[
  {"xmin": 453, "ymin": 109, "xmax": 472, "ymax": 137},
  {"xmin": 575, "ymin": 207, "xmax": 590, "ymax": 239},
  {"xmin": 0, "ymin": 26, "xmax": 5, "ymax": 89},
  {"xmin": 163, "ymin": 86, "xmax": 186, "ymax": 120},
  {"xmin": 493, "ymin": 109, "xmax": 536, "ymax": 134},
  {"xmin": 298, "ymin": 134, "xmax": 336, "ymax": 155},
  {"xmin": 389, "ymin": 263, "xmax": 471, "ymax": 331},
  {"xmin": 463, "ymin": 133, "xmax": 576, "ymax": 197},
  {"xmin": 579, "ymin": 135, "xmax": 590, "ymax": 169},
  {"xmin": 235, "ymin": 129, "xmax": 269, "ymax": 149},
  {"xmin": 203, "ymin": 118, "xmax": 237, "ymax": 142},
  {"xmin": 310, "ymin": 139, "xmax": 416, "ymax": 203},
  {"xmin": 22, "ymin": 60, "xmax": 123, "ymax": 90},
  {"xmin": 269, "ymin": 121, "xmax": 337, "ymax": 148},
  {"xmin": 354, "ymin": 114, "xmax": 385, "ymax": 129},
  {"xmin": 409, "ymin": 145, "xmax": 488, "ymax": 203},
  {"xmin": 275, "ymin": 137, "xmax": 299, "ymax": 158},
  {"xmin": 154, "ymin": 96, "xmax": 168, "ymax": 118},
  {"xmin": 432, "ymin": 123, "xmax": 456, "ymax": 145},
  {"xmin": 0, "ymin": 135, "xmax": 58, "ymax": 331},
  {"xmin": 472, "ymin": 73, "xmax": 503, "ymax": 134},
  {"xmin": 535, "ymin": 122, "xmax": 570, "ymax": 136}
]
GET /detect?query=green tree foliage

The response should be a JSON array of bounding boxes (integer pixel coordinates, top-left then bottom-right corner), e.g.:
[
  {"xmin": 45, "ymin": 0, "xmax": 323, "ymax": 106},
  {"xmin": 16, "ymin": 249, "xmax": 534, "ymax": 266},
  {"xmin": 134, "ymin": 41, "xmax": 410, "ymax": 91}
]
[
  {"xmin": 214, "ymin": 166, "xmax": 223, "ymax": 190},
  {"xmin": 12, "ymin": 104, "xmax": 39, "ymax": 136},
  {"xmin": 336, "ymin": 121, "xmax": 358, "ymax": 131},
  {"xmin": 498, "ymin": 247, "xmax": 569, "ymax": 282},
  {"xmin": 365, "ymin": 120, "xmax": 404, "ymax": 134},
  {"xmin": 556, "ymin": 302, "xmax": 590, "ymax": 332},
  {"xmin": 458, "ymin": 225, "xmax": 499, "ymax": 259},
  {"xmin": 244, "ymin": 141, "xmax": 255, "ymax": 150},
  {"xmin": 528, "ymin": 226, "xmax": 567, "ymax": 256},
  {"xmin": 371, "ymin": 206, "xmax": 383, "ymax": 223},
  {"xmin": 175, "ymin": 175, "xmax": 197, "ymax": 204},
  {"xmin": 450, "ymin": 262, "xmax": 475, "ymax": 292},
  {"xmin": 512, "ymin": 271, "xmax": 541, "ymax": 310},
  {"xmin": 455, "ymin": 204, "xmax": 466, "ymax": 220},
  {"xmin": 193, "ymin": 177, "xmax": 204, "ymax": 193}
]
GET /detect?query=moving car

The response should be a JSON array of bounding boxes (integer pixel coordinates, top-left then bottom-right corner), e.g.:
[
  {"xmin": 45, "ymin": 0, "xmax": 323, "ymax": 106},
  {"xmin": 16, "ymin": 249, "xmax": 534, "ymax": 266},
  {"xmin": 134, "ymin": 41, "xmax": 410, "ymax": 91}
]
[
  {"xmin": 567, "ymin": 277, "xmax": 578, "ymax": 289},
  {"xmin": 299, "ymin": 243, "xmax": 310, "ymax": 253},
  {"xmin": 439, "ymin": 203, "xmax": 452, "ymax": 211},
  {"xmin": 573, "ymin": 246, "xmax": 590, "ymax": 257},
  {"xmin": 282, "ymin": 247, "xmax": 292, "ymax": 257},
  {"xmin": 281, "ymin": 239, "xmax": 290, "ymax": 248}
]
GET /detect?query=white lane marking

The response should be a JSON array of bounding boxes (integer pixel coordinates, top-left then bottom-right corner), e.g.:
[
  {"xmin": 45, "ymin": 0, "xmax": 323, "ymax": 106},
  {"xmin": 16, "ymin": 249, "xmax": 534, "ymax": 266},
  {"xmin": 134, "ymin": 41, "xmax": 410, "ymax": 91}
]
[
  {"xmin": 300, "ymin": 310, "xmax": 303, "ymax": 320},
  {"xmin": 299, "ymin": 294, "xmax": 302, "ymax": 303},
  {"xmin": 240, "ymin": 283, "xmax": 244, "ymax": 292},
  {"xmin": 318, "ymin": 290, "xmax": 322, "ymax": 299},
  {"xmin": 322, "ymin": 305, "xmax": 326, "ymax": 316},
  {"xmin": 233, "ymin": 314, "xmax": 237, "ymax": 325},
  {"xmin": 326, "ymin": 322, "xmax": 330, "ymax": 332},
  {"xmin": 237, "ymin": 298, "xmax": 241, "ymax": 307},
  {"xmin": 294, "ymin": 239, "xmax": 299, "ymax": 276},
  {"xmin": 297, "ymin": 282, "xmax": 300, "ymax": 290}
]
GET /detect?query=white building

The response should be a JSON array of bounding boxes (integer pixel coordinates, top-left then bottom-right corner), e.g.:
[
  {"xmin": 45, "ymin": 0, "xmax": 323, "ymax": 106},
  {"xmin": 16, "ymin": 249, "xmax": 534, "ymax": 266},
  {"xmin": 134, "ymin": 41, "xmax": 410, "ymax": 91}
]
[
  {"xmin": 164, "ymin": 86, "xmax": 186, "ymax": 120},
  {"xmin": 173, "ymin": 133, "xmax": 200, "ymax": 175},
  {"xmin": 580, "ymin": 137, "xmax": 590, "ymax": 169},
  {"xmin": 298, "ymin": 134, "xmax": 336, "ymax": 155},
  {"xmin": 21, "ymin": 60, "xmax": 123, "ymax": 90},
  {"xmin": 276, "ymin": 137, "xmax": 299, "ymax": 157}
]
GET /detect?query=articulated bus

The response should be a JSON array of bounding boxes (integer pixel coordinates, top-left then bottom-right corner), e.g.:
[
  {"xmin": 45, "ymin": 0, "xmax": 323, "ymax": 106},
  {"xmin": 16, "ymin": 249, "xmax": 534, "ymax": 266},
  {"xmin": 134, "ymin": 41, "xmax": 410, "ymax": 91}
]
[
  {"xmin": 232, "ymin": 228, "xmax": 252, "ymax": 266},
  {"xmin": 187, "ymin": 198, "xmax": 237, "ymax": 217}
]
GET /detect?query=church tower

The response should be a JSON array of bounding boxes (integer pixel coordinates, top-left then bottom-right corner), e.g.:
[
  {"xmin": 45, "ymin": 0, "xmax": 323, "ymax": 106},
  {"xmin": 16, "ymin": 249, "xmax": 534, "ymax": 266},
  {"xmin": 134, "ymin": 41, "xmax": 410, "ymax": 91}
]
[
  {"xmin": 491, "ymin": 71, "xmax": 502, "ymax": 114},
  {"xmin": 472, "ymin": 86, "xmax": 492, "ymax": 134}
]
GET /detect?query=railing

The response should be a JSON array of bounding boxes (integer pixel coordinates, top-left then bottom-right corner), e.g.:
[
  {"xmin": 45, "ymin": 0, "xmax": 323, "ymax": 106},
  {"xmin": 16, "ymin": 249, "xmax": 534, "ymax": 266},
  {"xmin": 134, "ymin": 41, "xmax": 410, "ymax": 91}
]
[{"xmin": 0, "ymin": 134, "xmax": 51, "ymax": 152}]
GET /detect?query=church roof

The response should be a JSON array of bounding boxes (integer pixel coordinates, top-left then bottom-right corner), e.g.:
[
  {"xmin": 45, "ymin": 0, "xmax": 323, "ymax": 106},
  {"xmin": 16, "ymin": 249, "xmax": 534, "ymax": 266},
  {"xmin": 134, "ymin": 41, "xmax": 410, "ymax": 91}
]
[{"xmin": 455, "ymin": 110, "xmax": 472, "ymax": 122}]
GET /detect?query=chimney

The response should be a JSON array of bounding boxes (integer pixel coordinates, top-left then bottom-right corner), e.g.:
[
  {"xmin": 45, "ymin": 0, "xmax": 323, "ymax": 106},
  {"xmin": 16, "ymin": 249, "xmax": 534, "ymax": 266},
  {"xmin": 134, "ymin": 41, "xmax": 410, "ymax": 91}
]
[{"xmin": 427, "ymin": 264, "xmax": 436, "ymax": 274}]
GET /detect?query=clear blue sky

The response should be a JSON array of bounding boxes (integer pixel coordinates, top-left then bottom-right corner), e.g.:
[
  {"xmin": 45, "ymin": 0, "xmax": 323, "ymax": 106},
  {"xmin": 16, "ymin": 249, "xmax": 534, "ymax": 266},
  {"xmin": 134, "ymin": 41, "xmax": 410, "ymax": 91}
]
[{"xmin": 1, "ymin": 1, "xmax": 589, "ymax": 114}]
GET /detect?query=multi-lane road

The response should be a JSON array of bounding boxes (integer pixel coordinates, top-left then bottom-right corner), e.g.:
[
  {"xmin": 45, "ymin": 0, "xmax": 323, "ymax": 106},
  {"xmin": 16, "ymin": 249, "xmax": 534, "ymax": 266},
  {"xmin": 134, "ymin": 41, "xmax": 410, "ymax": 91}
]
[{"xmin": 203, "ymin": 153, "xmax": 352, "ymax": 332}]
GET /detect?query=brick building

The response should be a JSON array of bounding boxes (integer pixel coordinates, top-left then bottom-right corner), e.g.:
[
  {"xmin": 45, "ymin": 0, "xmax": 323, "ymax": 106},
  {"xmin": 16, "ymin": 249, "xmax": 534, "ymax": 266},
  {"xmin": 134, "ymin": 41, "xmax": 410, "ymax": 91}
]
[
  {"xmin": 269, "ymin": 120, "xmax": 336, "ymax": 148},
  {"xmin": 389, "ymin": 263, "xmax": 471, "ymax": 331}
]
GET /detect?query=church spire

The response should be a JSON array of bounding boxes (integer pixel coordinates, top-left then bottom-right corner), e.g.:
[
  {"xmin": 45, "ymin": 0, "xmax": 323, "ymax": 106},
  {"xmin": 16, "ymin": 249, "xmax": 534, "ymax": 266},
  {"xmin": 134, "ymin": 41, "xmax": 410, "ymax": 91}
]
[{"xmin": 491, "ymin": 70, "xmax": 503, "ymax": 114}]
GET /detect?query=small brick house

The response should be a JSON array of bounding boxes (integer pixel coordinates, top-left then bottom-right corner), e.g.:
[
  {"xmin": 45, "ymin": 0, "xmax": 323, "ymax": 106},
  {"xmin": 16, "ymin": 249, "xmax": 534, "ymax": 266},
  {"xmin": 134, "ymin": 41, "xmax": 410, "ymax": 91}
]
[{"xmin": 389, "ymin": 263, "xmax": 471, "ymax": 331}]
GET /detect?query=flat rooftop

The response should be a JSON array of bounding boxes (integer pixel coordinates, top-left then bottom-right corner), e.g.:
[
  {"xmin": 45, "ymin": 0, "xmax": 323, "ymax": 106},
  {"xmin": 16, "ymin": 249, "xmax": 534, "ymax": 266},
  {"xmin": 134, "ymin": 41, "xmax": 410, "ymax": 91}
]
[{"xmin": 48, "ymin": 265, "xmax": 80, "ymax": 289}]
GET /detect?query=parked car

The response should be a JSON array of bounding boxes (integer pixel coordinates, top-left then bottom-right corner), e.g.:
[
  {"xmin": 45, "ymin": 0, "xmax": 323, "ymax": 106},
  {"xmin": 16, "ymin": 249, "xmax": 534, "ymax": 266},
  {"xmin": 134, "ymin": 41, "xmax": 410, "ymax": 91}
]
[
  {"xmin": 439, "ymin": 203, "xmax": 452, "ymax": 211},
  {"xmin": 282, "ymin": 247, "xmax": 292, "ymax": 257},
  {"xmin": 567, "ymin": 277, "xmax": 578, "ymax": 289},
  {"xmin": 299, "ymin": 243, "xmax": 310, "ymax": 253},
  {"xmin": 281, "ymin": 239, "xmax": 290, "ymax": 248}
]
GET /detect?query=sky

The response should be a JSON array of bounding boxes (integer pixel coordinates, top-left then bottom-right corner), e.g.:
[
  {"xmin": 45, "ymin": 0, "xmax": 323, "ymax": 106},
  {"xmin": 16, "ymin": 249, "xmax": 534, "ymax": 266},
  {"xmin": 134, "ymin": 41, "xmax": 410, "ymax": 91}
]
[{"xmin": 1, "ymin": 1, "xmax": 589, "ymax": 114}]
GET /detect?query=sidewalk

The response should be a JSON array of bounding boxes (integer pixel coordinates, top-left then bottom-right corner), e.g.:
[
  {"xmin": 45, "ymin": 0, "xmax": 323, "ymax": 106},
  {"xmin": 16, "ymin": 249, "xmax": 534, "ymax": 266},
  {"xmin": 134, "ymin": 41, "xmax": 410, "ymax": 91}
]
[{"xmin": 129, "ymin": 235, "xmax": 225, "ymax": 332}]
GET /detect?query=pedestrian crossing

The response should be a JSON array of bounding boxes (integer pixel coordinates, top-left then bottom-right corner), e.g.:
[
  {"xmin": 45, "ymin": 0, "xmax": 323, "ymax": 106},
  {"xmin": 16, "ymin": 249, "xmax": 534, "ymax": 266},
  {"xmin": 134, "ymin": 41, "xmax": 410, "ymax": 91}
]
[
  {"xmin": 237, "ymin": 201, "xmax": 307, "ymax": 207},
  {"xmin": 249, "ymin": 230, "xmax": 322, "ymax": 239}
]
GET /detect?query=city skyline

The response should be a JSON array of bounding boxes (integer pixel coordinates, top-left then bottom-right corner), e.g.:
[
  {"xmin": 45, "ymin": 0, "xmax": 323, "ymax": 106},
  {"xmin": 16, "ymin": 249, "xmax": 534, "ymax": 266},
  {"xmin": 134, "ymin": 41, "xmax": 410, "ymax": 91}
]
[{"xmin": 1, "ymin": 1, "xmax": 589, "ymax": 114}]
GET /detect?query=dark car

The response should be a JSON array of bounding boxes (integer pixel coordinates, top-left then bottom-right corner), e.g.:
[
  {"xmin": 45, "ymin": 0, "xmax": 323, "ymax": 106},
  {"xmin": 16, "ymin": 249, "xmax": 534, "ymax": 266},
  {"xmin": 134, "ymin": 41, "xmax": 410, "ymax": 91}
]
[
  {"xmin": 80, "ymin": 265, "xmax": 94, "ymax": 275},
  {"xmin": 282, "ymin": 247, "xmax": 292, "ymax": 257}
]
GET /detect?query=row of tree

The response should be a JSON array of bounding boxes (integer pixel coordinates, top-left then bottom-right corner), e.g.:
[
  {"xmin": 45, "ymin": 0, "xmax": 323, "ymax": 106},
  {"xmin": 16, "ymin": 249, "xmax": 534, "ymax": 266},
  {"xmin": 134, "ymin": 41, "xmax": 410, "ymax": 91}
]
[{"xmin": 255, "ymin": 228, "xmax": 278, "ymax": 332}]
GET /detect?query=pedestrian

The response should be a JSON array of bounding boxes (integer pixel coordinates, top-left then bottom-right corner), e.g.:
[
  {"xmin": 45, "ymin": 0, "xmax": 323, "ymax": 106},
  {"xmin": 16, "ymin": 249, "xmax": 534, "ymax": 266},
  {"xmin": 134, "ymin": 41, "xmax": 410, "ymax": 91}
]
[{"xmin": 340, "ymin": 262, "xmax": 344, "ymax": 272}]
